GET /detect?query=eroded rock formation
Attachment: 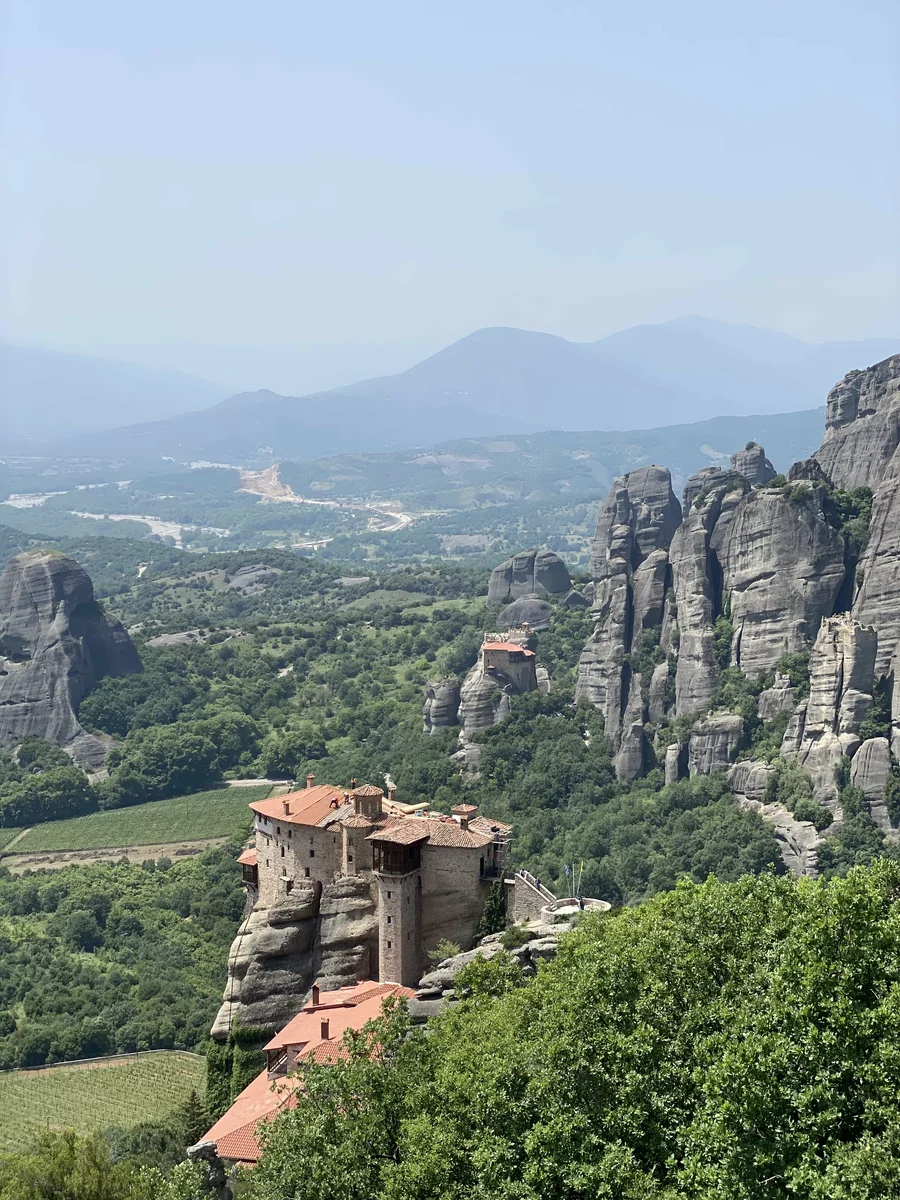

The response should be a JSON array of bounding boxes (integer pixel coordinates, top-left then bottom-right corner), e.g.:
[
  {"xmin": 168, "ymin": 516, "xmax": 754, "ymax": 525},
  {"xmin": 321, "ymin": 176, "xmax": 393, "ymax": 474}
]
[
  {"xmin": 782, "ymin": 615, "xmax": 876, "ymax": 811},
  {"xmin": 814, "ymin": 355, "xmax": 900, "ymax": 491},
  {"xmin": 212, "ymin": 878, "xmax": 378, "ymax": 1037},
  {"xmin": 576, "ymin": 466, "xmax": 682, "ymax": 780},
  {"xmin": 423, "ymin": 677, "xmax": 461, "ymax": 733},
  {"xmin": 688, "ymin": 714, "xmax": 743, "ymax": 776},
  {"xmin": 0, "ymin": 551, "xmax": 141, "ymax": 767},
  {"xmin": 730, "ymin": 443, "xmax": 776, "ymax": 487},
  {"xmin": 487, "ymin": 548, "xmax": 572, "ymax": 605}
]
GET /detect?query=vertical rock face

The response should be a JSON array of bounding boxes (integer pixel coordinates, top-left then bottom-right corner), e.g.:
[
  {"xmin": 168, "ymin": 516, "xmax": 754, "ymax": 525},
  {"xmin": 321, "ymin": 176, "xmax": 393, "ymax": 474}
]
[
  {"xmin": 423, "ymin": 678, "xmax": 461, "ymax": 733},
  {"xmin": 757, "ymin": 673, "xmax": 797, "ymax": 720},
  {"xmin": 0, "ymin": 551, "xmax": 141, "ymax": 765},
  {"xmin": 814, "ymin": 355, "xmax": 900, "ymax": 491},
  {"xmin": 487, "ymin": 548, "xmax": 572, "ymax": 605},
  {"xmin": 669, "ymin": 481, "xmax": 744, "ymax": 717},
  {"xmin": 790, "ymin": 615, "xmax": 877, "ymax": 808},
  {"xmin": 577, "ymin": 466, "xmax": 681, "ymax": 780},
  {"xmin": 212, "ymin": 878, "xmax": 379, "ymax": 1038},
  {"xmin": 852, "ymin": 455, "xmax": 900, "ymax": 679},
  {"xmin": 719, "ymin": 488, "xmax": 846, "ymax": 677},
  {"xmin": 688, "ymin": 714, "xmax": 743, "ymax": 776},
  {"xmin": 730, "ymin": 443, "xmax": 776, "ymax": 487},
  {"xmin": 849, "ymin": 738, "xmax": 894, "ymax": 834}
]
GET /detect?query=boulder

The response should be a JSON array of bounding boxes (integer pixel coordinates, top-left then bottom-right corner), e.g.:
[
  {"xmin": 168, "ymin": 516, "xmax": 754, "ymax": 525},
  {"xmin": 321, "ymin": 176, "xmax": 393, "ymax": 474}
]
[
  {"xmin": 734, "ymin": 795, "xmax": 822, "ymax": 878},
  {"xmin": 487, "ymin": 549, "xmax": 572, "ymax": 605},
  {"xmin": 0, "ymin": 551, "xmax": 141, "ymax": 763},
  {"xmin": 813, "ymin": 355, "xmax": 900, "ymax": 491},
  {"xmin": 757, "ymin": 673, "xmax": 796, "ymax": 721},
  {"xmin": 787, "ymin": 458, "xmax": 832, "ymax": 486},
  {"xmin": 423, "ymin": 677, "xmax": 461, "ymax": 733},
  {"xmin": 497, "ymin": 595, "xmax": 552, "ymax": 631},
  {"xmin": 728, "ymin": 759, "xmax": 775, "ymax": 803},
  {"xmin": 688, "ymin": 714, "xmax": 743, "ymax": 776},
  {"xmin": 730, "ymin": 443, "xmax": 776, "ymax": 487}
]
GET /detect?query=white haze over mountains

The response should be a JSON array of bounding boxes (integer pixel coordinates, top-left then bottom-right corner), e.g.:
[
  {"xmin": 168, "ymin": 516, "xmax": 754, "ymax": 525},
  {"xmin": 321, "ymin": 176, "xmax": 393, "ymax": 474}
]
[{"xmin": 2, "ymin": 317, "xmax": 896, "ymax": 457}]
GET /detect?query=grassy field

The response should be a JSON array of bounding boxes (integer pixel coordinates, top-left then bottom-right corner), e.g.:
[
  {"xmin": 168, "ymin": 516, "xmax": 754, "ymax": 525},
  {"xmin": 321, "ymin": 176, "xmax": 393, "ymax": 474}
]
[
  {"xmin": 0, "ymin": 828, "xmax": 23, "ymax": 852},
  {"xmin": 6, "ymin": 785, "xmax": 272, "ymax": 855},
  {"xmin": 0, "ymin": 1052, "xmax": 206, "ymax": 1151}
]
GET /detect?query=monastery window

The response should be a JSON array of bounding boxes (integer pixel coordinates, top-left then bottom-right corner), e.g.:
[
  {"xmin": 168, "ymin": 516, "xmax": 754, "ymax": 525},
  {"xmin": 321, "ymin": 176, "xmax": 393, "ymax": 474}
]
[
  {"xmin": 387, "ymin": 940, "xmax": 392, "ymax": 949},
  {"xmin": 304, "ymin": 867, "xmax": 310, "ymax": 878},
  {"xmin": 348, "ymin": 854, "xmax": 354, "ymax": 864},
  {"xmin": 266, "ymin": 859, "xmax": 270, "ymax": 867},
  {"xmin": 280, "ymin": 847, "xmax": 285, "ymax": 858},
  {"xmin": 387, "ymin": 891, "xmax": 392, "ymax": 899},
  {"xmin": 309, "ymin": 849, "xmax": 315, "ymax": 858},
  {"xmin": 282, "ymin": 867, "xmax": 286, "ymax": 876},
  {"xmin": 386, "ymin": 915, "xmax": 392, "ymax": 925}
]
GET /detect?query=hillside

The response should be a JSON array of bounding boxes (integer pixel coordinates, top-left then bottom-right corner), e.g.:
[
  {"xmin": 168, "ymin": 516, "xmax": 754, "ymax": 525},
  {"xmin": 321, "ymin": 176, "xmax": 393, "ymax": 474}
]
[
  {"xmin": 1, "ymin": 344, "xmax": 226, "ymax": 441},
  {"xmin": 21, "ymin": 318, "xmax": 895, "ymax": 464},
  {"xmin": 0, "ymin": 408, "xmax": 825, "ymax": 565}
]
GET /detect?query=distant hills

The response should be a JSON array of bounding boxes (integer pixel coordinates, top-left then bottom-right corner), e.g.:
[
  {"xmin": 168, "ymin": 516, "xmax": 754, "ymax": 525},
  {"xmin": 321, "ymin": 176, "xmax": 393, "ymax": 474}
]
[
  {"xmin": 1, "ymin": 344, "xmax": 226, "ymax": 441},
  {"xmin": 5, "ymin": 318, "xmax": 895, "ymax": 463}
]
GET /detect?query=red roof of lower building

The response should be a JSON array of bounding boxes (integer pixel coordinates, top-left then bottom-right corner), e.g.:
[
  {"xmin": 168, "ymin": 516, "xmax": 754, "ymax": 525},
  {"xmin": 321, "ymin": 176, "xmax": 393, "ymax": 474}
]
[
  {"xmin": 204, "ymin": 980, "xmax": 415, "ymax": 1164},
  {"xmin": 236, "ymin": 847, "xmax": 258, "ymax": 866}
]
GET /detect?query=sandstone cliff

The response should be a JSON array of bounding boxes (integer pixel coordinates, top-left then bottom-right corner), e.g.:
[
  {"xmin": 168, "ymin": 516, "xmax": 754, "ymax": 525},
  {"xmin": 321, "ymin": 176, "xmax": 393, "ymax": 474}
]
[
  {"xmin": 212, "ymin": 877, "xmax": 378, "ymax": 1037},
  {"xmin": 576, "ymin": 466, "xmax": 681, "ymax": 780},
  {"xmin": 0, "ymin": 551, "xmax": 141, "ymax": 767}
]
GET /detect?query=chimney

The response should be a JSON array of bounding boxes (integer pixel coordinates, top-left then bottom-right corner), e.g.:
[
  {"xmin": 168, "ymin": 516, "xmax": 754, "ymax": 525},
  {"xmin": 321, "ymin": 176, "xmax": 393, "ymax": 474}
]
[
  {"xmin": 311, "ymin": 983, "xmax": 320, "ymax": 1006},
  {"xmin": 459, "ymin": 815, "xmax": 469, "ymax": 831},
  {"xmin": 282, "ymin": 799, "xmax": 290, "ymax": 816},
  {"xmin": 306, "ymin": 773, "xmax": 315, "ymax": 789},
  {"xmin": 320, "ymin": 1018, "xmax": 330, "ymax": 1040},
  {"xmin": 388, "ymin": 784, "xmax": 397, "ymax": 803}
]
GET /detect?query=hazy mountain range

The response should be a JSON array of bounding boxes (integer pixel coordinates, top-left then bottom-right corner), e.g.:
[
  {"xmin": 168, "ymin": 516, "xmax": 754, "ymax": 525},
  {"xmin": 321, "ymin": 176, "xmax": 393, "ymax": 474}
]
[{"xmin": 3, "ymin": 317, "xmax": 895, "ymax": 462}]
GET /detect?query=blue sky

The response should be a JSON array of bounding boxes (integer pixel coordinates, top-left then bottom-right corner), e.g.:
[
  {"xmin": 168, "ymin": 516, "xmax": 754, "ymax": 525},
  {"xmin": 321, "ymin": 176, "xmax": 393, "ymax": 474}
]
[{"xmin": 1, "ymin": 0, "xmax": 897, "ymax": 392}]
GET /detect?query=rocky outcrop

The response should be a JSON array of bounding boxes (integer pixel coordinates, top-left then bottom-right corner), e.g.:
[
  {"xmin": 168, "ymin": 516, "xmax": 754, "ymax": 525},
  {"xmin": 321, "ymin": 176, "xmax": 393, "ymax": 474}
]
[
  {"xmin": 669, "ymin": 478, "xmax": 746, "ymax": 716},
  {"xmin": 408, "ymin": 919, "xmax": 580, "ymax": 1024},
  {"xmin": 849, "ymin": 737, "xmax": 895, "ymax": 835},
  {"xmin": 226, "ymin": 564, "xmax": 283, "ymax": 595},
  {"xmin": 852, "ymin": 456, "xmax": 900, "ymax": 678},
  {"xmin": 730, "ymin": 443, "xmax": 775, "ymax": 487},
  {"xmin": 814, "ymin": 355, "xmax": 900, "ymax": 491},
  {"xmin": 577, "ymin": 466, "xmax": 681, "ymax": 780},
  {"xmin": 497, "ymin": 595, "xmax": 552, "ymax": 631},
  {"xmin": 487, "ymin": 549, "xmax": 572, "ymax": 605},
  {"xmin": 423, "ymin": 677, "xmax": 461, "ymax": 733},
  {"xmin": 728, "ymin": 760, "xmax": 822, "ymax": 876},
  {"xmin": 688, "ymin": 714, "xmax": 743, "ymax": 776},
  {"xmin": 757, "ymin": 673, "xmax": 797, "ymax": 720},
  {"xmin": 562, "ymin": 588, "xmax": 590, "ymax": 609},
  {"xmin": 212, "ymin": 878, "xmax": 378, "ymax": 1037},
  {"xmin": 0, "ymin": 551, "xmax": 141, "ymax": 766},
  {"xmin": 786, "ymin": 615, "xmax": 877, "ymax": 809},
  {"xmin": 681, "ymin": 468, "xmax": 747, "ymax": 512},
  {"xmin": 719, "ymin": 487, "xmax": 845, "ymax": 677},
  {"xmin": 664, "ymin": 741, "xmax": 687, "ymax": 784}
]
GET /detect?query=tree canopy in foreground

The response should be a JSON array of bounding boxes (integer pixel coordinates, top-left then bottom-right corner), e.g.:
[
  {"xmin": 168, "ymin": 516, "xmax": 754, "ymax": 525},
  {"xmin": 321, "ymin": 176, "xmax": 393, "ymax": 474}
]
[{"xmin": 247, "ymin": 862, "xmax": 900, "ymax": 1200}]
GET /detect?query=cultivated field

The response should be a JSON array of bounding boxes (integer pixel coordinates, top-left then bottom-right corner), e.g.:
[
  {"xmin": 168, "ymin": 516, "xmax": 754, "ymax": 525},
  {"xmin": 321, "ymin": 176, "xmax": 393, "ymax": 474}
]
[
  {"xmin": 0, "ymin": 1051, "xmax": 206, "ymax": 1151},
  {"xmin": 6, "ymin": 785, "xmax": 272, "ymax": 855},
  {"xmin": 0, "ymin": 828, "xmax": 23, "ymax": 852}
]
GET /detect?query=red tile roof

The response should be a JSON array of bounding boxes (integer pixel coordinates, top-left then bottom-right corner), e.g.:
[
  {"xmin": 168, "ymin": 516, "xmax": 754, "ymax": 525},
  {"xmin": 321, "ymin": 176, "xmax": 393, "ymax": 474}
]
[
  {"xmin": 417, "ymin": 821, "xmax": 494, "ymax": 848},
  {"xmin": 236, "ymin": 847, "xmax": 258, "ymax": 866},
  {"xmin": 205, "ymin": 980, "xmax": 414, "ymax": 1164},
  {"xmin": 367, "ymin": 822, "xmax": 431, "ymax": 846},
  {"xmin": 482, "ymin": 641, "xmax": 535, "ymax": 656},
  {"xmin": 249, "ymin": 785, "xmax": 345, "ymax": 828}
]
